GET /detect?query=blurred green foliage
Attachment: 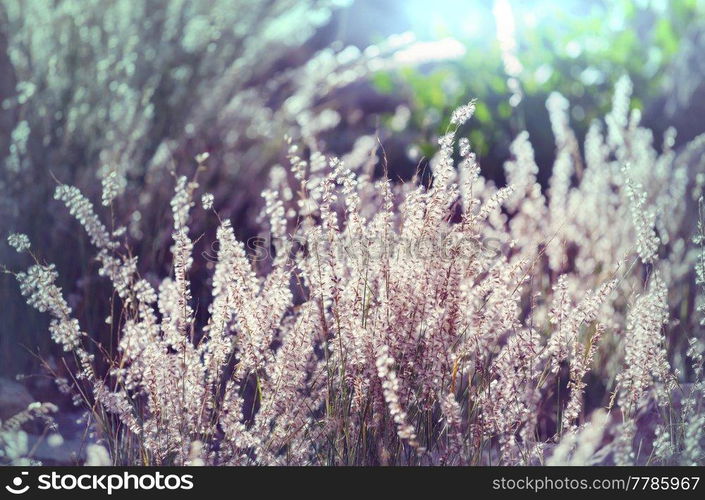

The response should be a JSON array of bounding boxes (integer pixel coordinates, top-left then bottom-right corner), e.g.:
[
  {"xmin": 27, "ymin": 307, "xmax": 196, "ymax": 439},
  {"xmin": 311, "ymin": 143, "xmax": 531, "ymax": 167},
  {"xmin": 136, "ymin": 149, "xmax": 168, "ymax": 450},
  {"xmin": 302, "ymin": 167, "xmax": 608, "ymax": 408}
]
[{"xmin": 374, "ymin": 0, "xmax": 705, "ymax": 171}]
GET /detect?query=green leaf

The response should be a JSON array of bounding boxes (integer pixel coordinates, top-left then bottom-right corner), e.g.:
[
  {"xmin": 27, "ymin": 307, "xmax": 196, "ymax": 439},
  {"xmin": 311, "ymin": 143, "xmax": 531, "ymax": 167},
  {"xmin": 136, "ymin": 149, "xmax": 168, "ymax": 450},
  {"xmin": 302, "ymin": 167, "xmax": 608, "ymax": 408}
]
[{"xmin": 372, "ymin": 72, "xmax": 394, "ymax": 94}]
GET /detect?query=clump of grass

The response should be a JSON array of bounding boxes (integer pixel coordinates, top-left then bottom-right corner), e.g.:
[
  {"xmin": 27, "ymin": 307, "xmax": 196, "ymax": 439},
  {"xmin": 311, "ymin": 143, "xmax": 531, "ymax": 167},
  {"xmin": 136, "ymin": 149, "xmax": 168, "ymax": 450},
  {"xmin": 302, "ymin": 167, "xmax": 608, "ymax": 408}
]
[{"xmin": 6, "ymin": 79, "xmax": 705, "ymax": 465}]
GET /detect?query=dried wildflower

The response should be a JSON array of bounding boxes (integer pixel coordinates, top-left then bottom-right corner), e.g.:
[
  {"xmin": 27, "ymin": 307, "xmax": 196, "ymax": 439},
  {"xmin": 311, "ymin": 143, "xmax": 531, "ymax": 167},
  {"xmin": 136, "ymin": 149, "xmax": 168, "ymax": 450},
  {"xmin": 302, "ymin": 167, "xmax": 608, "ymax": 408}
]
[
  {"xmin": 1, "ymin": 402, "xmax": 57, "ymax": 432},
  {"xmin": 617, "ymin": 273, "xmax": 672, "ymax": 410},
  {"xmin": 201, "ymin": 193, "xmax": 214, "ymax": 210},
  {"xmin": 101, "ymin": 170, "xmax": 126, "ymax": 206},
  {"xmin": 622, "ymin": 164, "xmax": 660, "ymax": 263},
  {"xmin": 449, "ymin": 99, "xmax": 476, "ymax": 126},
  {"xmin": 170, "ymin": 176, "xmax": 197, "ymax": 231},
  {"xmin": 612, "ymin": 421, "xmax": 636, "ymax": 465},
  {"xmin": 54, "ymin": 185, "xmax": 115, "ymax": 250},
  {"xmin": 440, "ymin": 393, "xmax": 464, "ymax": 464},
  {"xmin": 7, "ymin": 233, "xmax": 30, "ymax": 253},
  {"xmin": 17, "ymin": 264, "xmax": 83, "ymax": 351},
  {"xmin": 376, "ymin": 345, "xmax": 419, "ymax": 448}
]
